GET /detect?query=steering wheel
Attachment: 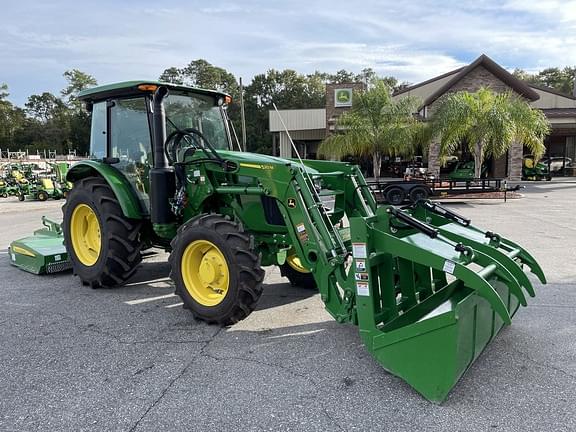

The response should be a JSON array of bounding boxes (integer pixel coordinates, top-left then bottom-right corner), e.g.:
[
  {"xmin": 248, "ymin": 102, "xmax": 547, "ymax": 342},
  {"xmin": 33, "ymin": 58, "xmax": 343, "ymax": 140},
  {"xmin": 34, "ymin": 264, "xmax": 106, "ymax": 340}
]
[
  {"xmin": 164, "ymin": 127, "xmax": 224, "ymax": 166},
  {"xmin": 165, "ymin": 128, "xmax": 201, "ymax": 165}
]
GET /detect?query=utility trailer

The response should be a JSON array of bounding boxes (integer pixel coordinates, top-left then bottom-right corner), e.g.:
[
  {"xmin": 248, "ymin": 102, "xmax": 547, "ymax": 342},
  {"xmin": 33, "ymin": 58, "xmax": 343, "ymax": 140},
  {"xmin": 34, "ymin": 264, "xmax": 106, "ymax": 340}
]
[{"xmin": 368, "ymin": 177, "xmax": 515, "ymax": 204}]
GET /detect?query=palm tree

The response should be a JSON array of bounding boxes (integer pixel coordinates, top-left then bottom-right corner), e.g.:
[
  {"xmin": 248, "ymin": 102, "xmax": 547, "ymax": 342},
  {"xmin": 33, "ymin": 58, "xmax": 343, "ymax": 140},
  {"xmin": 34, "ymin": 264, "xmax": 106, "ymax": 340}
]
[
  {"xmin": 430, "ymin": 87, "xmax": 550, "ymax": 179},
  {"xmin": 318, "ymin": 81, "xmax": 425, "ymax": 178}
]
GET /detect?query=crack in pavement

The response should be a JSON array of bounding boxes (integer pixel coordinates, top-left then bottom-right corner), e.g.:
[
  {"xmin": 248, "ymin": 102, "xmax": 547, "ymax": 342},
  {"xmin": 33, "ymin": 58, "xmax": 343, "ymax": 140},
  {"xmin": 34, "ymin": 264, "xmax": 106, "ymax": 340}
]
[
  {"xmin": 52, "ymin": 312, "xmax": 216, "ymax": 345},
  {"xmin": 127, "ymin": 327, "xmax": 224, "ymax": 432},
  {"xmin": 199, "ymin": 350, "xmax": 349, "ymax": 430},
  {"xmin": 510, "ymin": 347, "xmax": 576, "ymax": 381}
]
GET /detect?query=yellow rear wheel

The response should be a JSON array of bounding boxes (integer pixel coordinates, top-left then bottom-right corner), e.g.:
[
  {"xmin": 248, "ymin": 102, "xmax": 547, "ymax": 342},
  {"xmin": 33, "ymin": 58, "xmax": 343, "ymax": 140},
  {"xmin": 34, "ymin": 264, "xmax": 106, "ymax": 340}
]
[
  {"xmin": 63, "ymin": 177, "xmax": 142, "ymax": 287},
  {"xmin": 70, "ymin": 204, "xmax": 102, "ymax": 266}
]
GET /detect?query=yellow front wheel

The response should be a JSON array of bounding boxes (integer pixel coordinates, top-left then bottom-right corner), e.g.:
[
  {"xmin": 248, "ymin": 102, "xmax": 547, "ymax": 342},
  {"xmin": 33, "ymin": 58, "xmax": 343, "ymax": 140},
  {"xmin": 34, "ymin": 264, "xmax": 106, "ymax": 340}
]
[
  {"xmin": 280, "ymin": 251, "xmax": 317, "ymax": 289},
  {"xmin": 170, "ymin": 214, "xmax": 264, "ymax": 325},
  {"xmin": 181, "ymin": 240, "xmax": 229, "ymax": 307}
]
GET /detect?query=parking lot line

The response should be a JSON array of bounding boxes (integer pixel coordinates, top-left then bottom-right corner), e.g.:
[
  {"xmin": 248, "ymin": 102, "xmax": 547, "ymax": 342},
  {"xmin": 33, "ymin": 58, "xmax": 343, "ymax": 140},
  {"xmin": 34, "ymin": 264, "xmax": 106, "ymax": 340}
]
[
  {"xmin": 125, "ymin": 293, "xmax": 176, "ymax": 305},
  {"xmin": 165, "ymin": 302, "xmax": 183, "ymax": 309}
]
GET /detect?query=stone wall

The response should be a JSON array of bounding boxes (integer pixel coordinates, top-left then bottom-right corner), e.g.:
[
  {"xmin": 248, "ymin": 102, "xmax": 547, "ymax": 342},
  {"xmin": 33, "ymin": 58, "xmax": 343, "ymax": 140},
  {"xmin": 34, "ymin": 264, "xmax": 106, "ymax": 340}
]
[
  {"xmin": 507, "ymin": 141, "xmax": 524, "ymax": 180},
  {"xmin": 427, "ymin": 141, "xmax": 441, "ymax": 177}
]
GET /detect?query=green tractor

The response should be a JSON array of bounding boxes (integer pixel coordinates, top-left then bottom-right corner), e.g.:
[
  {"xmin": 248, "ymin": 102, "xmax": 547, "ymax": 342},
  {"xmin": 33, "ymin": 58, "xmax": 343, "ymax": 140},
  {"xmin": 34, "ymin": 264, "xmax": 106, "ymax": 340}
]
[
  {"xmin": 17, "ymin": 177, "xmax": 63, "ymax": 201},
  {"xmin": 448, "ymin": 160, "xmax": 488, "ymax": 180},
  {"xmin": 0, "ymin": 179, "xmax": 8, "ymax": 198},
  {"xmin": 9, "ymin": 81, "xmax": 546, "ymax": 402},
  {"xmin": 522, "ymin": 155, "xmax": 551, "ymax": 181},
  {"xmin": 50, "ymin": 162, "xmax": 74, "ymax": 198}
]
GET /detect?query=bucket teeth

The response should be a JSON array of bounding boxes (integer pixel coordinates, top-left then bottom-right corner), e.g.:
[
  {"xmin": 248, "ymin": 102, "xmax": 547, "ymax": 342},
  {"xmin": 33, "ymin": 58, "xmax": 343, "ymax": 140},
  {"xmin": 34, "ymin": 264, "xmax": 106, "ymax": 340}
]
[
  {"xmin": 436, "ymin": 223, "xmax": 536, "ymax": 298},
  {"xmin": 381, "ymin": 232, "xmax": 513, "ymax": 324}
]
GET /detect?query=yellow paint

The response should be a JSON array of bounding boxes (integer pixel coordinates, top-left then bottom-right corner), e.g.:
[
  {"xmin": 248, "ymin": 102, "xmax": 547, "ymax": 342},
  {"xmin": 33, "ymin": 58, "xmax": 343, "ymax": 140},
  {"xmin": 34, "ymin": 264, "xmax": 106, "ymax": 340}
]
[
  {"xmin": 181, "ymin": 240, "xmax": 229, "ymax": 306},
  {"xmin": 239, "ymin": 163, "xmax": 274, "ymax": 170},
  {"xmin": 12, "ymin": 245, "xmax": 35, "ymax": 257},
  {"xmin": 70, "ymin": 204, "xmax": 101, "ymax": 266},
  {"xmin": 41, "ymin": 178, "xmax": 54, "ymax": 190},
  {"xmin": 286, "ymin": 254, "xmax": 310, "ymax": 274}
]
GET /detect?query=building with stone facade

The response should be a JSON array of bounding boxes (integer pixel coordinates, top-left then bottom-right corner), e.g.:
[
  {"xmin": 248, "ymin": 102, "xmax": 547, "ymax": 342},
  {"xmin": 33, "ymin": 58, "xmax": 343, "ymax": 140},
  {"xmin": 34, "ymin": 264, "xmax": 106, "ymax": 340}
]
[{"xmin": 269, "ymin": 54, "xmax": 576, "ymax": 178}]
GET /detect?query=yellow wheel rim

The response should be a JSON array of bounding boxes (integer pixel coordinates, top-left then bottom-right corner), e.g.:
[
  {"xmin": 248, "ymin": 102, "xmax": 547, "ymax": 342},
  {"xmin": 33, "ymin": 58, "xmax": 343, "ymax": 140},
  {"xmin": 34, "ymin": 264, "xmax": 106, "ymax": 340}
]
[
  {"xmin": 70, "ymin": 204, "xmax": 101, "ymax": 266},
  {"xmin": 286, "ymin": 254, "xmax": 310, "ymax": 274},
  {"xmin": 181, "ymin": 240, "xmax": 229, "ymax": 306}
]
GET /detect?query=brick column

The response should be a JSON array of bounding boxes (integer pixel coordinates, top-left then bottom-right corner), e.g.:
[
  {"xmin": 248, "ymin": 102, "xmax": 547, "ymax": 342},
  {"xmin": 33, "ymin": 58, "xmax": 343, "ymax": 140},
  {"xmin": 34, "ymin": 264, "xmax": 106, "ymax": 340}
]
[
  {"xmin": 507, "ymin": 141, "xmax": 523, "ymax": 181},
  {"xmin": 427, "ymin": 141, "xmax": 441, "ymax": 178}
]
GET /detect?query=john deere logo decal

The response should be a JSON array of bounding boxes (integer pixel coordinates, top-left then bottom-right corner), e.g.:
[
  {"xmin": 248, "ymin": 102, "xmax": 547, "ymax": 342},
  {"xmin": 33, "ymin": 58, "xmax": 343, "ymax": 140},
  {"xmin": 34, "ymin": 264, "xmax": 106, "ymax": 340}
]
[
  {"xmin": 334, "ymin": 88, "xmax": 353, "ymax": 107},
  {"xmin": 287, "ymin": 198, "xmax": 297, "ymax": 208}
]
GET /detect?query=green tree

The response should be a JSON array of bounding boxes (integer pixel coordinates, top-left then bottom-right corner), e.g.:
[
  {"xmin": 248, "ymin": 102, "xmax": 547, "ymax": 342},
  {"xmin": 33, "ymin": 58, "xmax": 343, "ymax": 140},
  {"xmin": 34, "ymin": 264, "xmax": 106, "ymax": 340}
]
[
  {"xmin": 431, "ymin": 87, "xmax": 550, "ymax": 178},
  {"xmin": 60, "ymin": 70, "xmax": 97, "ymax": 155},
  {"xmin": 25, "ymin": 92, "xmax": 66, "ymax": 122},
  {"xmin": 61, "ymin": 69, "xmax": 98, "ymax": 110},
  {"xmin": 160, "ymin": 59, "xmax": 239, "ymax": 97},
  {"xmin": 0, "ymin": 84, "xmax": 27, "ymax": 150},
  {"xmin": 513, "ymin": 67, "xmax": 576, "ymax": 96},
  {"xmin": 318, "ymin": 80, "xmax": 424, "ymax": 178},
  {"xmin": 243, "ymin": 69, "xmax": 329, "ymax": 153},
  {"xmin": 159, "ymin": 66, "xmax": 184, "ymax": 84}
]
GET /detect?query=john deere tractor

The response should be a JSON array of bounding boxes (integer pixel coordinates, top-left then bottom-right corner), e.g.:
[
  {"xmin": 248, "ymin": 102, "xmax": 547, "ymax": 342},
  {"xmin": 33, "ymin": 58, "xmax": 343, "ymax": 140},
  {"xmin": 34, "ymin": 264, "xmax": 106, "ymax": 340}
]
[{"xmin": 9, "ymin": 81, "xmax": 546, "ymax": 402}]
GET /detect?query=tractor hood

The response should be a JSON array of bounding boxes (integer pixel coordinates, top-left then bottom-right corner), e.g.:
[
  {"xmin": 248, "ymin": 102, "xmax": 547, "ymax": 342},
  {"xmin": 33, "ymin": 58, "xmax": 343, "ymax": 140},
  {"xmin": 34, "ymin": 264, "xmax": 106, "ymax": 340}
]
[{"xmin": 216, "ymin": 150, "xmax": 321, "ymax": 175}]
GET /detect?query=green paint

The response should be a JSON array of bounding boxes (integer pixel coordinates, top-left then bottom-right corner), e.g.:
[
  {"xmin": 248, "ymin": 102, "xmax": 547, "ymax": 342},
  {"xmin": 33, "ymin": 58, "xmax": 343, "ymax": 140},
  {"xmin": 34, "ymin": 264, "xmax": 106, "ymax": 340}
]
[{"xmin": 67, "ymin": 160, "xmax": 144, "ymax": 219}]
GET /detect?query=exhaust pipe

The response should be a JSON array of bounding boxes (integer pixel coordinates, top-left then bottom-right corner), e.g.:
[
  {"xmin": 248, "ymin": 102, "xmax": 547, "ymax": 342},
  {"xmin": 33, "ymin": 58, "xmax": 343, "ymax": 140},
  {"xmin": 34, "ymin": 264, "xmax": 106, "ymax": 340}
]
[{"xmin": 150, "ymin": 86, "xmax": 175, "ymax": 227}]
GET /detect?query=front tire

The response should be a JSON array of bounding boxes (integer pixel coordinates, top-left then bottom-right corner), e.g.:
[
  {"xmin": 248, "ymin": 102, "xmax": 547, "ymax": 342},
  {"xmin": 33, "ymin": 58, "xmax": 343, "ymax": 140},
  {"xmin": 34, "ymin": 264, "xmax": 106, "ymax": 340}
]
[
  {"xmin": 170, "ymin": 214, "xmax": 264, "ymax": 325},
  {"xmin": 63, "ymin": 177, "xmax": 142, "ymax": 288},
  {"xmin": 280, "ymin": 253, "xmax": 317, "ymax": 289}
]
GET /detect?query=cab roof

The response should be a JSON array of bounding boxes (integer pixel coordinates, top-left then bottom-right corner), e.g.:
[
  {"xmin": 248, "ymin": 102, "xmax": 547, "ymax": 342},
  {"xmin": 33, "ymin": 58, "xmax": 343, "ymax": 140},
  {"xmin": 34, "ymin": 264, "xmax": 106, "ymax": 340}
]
[{"xmin": 78, "ymin": 80, "xmax": 229, "ymax": 103}]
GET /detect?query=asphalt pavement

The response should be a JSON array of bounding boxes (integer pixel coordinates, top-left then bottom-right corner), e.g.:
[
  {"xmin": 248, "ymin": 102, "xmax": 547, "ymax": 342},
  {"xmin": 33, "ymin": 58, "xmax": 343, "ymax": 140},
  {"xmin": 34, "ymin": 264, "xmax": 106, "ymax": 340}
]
[{"xmin": 0, "ymin": 181, "xmax": 575, "ymax": 432}]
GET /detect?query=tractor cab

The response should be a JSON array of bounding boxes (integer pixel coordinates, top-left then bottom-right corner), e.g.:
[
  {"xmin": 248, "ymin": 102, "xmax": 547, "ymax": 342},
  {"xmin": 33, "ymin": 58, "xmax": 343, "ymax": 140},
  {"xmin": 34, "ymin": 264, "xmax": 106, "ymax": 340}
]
[{"xmin": 78, "ymin": 81, "xmax": 232, "ymax": 212}]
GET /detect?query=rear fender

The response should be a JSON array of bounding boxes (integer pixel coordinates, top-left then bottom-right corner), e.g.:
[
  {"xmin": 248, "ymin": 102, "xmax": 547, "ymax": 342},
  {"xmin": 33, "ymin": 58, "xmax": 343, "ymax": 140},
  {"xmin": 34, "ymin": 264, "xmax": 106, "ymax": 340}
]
[{"xmin": 67, "ymin": 160, "xmax": 144, "ymax": 219}]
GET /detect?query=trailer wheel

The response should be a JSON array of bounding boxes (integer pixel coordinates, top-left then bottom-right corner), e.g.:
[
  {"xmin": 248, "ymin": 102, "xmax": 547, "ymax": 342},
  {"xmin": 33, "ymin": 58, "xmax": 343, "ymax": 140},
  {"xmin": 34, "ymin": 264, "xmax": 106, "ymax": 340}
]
[
  {"xmin": 409, "ymin": 187, "xmax": 429, "ymax": 203},
  {"xmin": 1, "ymin": 193, "xmax": 7, "ymax": 198},
  {"xmin": 37, "ymin": 191, "xmax": 48, "ymax": 201},
  {"xmin": 18, "ymin": 194, "xmax": 25, "ymax": 202},
  {"xmin": 385, "ymin": 187, "xmax": 406, "ymax": 205},
  {"xmin": 170, "ymin": 214, "xmax": 265, "ymax": 325},
  {"xmin": 63, "ymin": 177, "xmax": 142, "ymax": 288},
  {"xmin": 280, "ymin": 253, "xmax": 317, "ymax": 289}
]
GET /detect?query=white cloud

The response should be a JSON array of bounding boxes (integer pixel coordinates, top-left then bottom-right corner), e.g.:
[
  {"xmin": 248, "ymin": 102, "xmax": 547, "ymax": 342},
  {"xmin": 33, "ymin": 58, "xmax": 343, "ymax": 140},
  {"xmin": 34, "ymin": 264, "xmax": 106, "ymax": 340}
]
[{"xmin": 1, "ymin": 0, "xmax": 576, "ymax": 105}]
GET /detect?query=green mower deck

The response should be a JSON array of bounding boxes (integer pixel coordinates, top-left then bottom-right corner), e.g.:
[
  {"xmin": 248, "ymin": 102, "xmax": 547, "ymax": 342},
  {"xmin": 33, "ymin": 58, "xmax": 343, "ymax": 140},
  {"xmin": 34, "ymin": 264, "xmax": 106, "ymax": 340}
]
[{"xmin": 9, "ymin": 217, "xmax": 71, "ymax": 274}]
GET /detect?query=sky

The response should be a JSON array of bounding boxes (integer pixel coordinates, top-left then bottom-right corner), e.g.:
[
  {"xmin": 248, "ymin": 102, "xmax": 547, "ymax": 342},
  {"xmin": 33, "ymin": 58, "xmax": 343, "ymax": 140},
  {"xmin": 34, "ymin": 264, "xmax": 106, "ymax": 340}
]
[{"xmin": 2, "ymin": 0, "xmax": 576, "ymax": 107}]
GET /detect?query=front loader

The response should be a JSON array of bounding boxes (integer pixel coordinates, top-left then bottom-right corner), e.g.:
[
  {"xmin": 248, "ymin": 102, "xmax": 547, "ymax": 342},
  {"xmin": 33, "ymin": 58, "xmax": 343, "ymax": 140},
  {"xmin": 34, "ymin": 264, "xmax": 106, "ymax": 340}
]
[{"xmin": 9, "ymin": 81, "xmax": 545, "ymax": 402}]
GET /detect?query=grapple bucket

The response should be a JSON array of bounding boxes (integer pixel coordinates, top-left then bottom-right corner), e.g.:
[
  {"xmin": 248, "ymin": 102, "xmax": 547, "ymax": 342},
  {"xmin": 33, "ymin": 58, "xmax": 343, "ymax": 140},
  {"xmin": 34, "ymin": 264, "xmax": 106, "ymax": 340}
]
[
  {"xmin": 8, "ymin": 217, "xmax": 71, "ymax": 275},
  {"xmin": 349, "ymin": 202, "xmax": 545, "ymax": 402}
]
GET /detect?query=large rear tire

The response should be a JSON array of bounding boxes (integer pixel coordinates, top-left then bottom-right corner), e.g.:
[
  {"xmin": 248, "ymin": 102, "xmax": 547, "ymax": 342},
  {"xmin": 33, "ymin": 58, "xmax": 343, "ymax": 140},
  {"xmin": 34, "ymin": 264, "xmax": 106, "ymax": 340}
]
[
  {"xmin": 169, "ymin": 214, "xmax": 264, "ymax": 325},
  {"xmin": 63, "ymin": 177, "xmax": 142, "ymax": 288}
]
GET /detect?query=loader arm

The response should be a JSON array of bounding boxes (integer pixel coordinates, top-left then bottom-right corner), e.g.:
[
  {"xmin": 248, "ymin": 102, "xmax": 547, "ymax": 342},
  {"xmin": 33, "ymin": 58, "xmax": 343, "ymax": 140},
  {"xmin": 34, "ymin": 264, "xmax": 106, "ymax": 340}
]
[{"xmin": 214, "ymin": 155, "xmax": 545, "ymax": 402}]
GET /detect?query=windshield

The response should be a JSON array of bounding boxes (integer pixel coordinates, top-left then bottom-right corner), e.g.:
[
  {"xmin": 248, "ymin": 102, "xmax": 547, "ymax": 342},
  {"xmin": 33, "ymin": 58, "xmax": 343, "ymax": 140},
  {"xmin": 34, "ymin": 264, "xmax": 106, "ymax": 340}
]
[{"xmin": 164, "ymin": 93, "xmax": 230, "ymax": 150}]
